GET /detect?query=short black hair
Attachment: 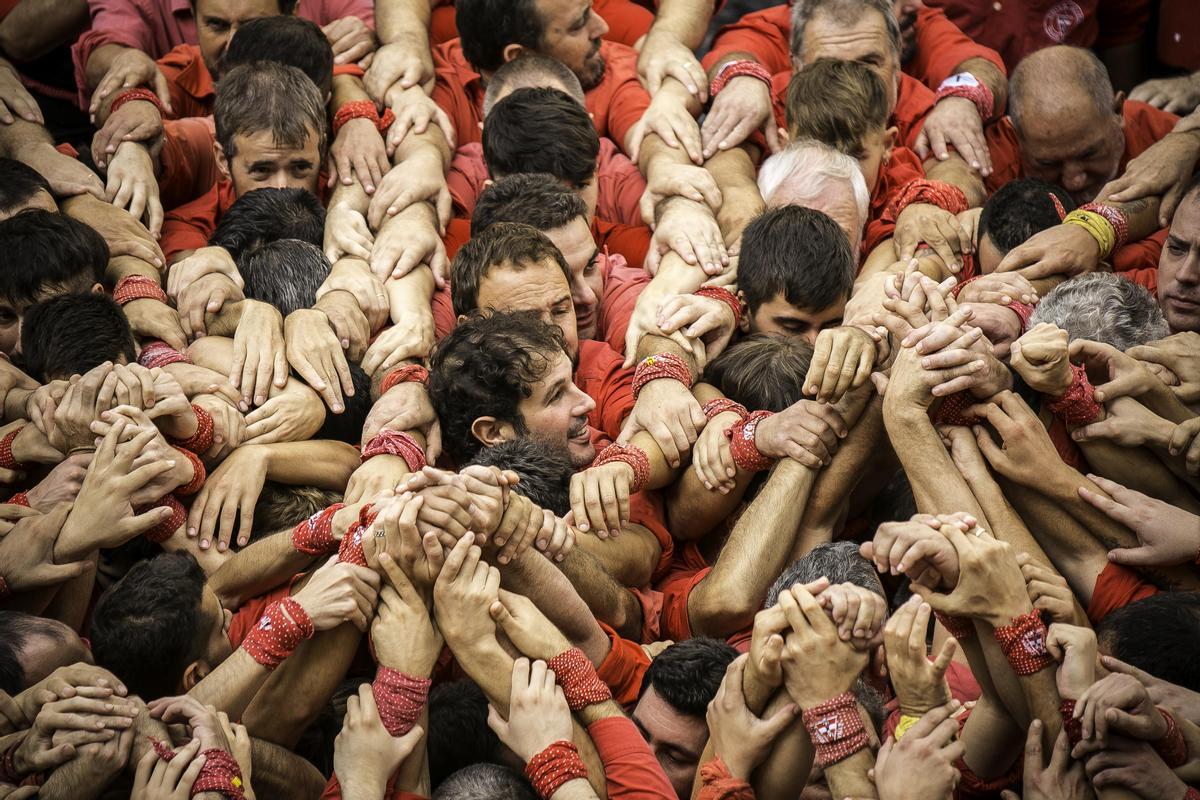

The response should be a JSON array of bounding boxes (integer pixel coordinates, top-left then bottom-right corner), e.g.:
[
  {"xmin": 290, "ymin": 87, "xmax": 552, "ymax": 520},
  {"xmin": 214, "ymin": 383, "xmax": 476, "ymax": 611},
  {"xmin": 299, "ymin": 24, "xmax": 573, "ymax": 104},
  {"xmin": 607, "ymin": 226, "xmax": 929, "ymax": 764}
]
[
  {"xmin": 450, "ymin": 222, "xmax": 571, "ymax": 318},
  {"xmin": 91, "ymin": 553, "xmax": 209, "ymax": 700},
  {"xmin": 738, "ymin": 205, "xmax": 854, "ymax": 313},
  {"xmin": 429, "ymin": 310, "xmax": 568, "ymax": 464},
  {"xmin": 0, "ymin": 210, "xmax": 107, "ymax": 305},
  {"xmin": 467, "ymin": 437, "xmax": 573, "ymax": 516},
  {"xmin": 427, "ymin": 681, "xmax": 502, "ymax": 790},
  {"xmin": 0, "ymin": 158, "xmax": 53, "ymax": 216},
  {"xmin": 0, "ymin": 612, "xmax": 68, "ymax": 694},
  {"xmin": 705, "ymin": 334, "xmax": 815, "ymax": 412},
  {"xmin": 21, "ymin": 294, "xmax": 136, "ymax": 381},
  {"xmin": 239, "ymin": 238, "xmax": 331, "ymax": 317},
  {"xmin": 224, "ymin": 16, "xmax": 333, "ymax": 97},
  {"xmin": 641, "ymin": 638, "xmax": 737, "ymax": 716},
  {"xmin": 977, "ymin": 178, "xmax": 1076, "ymax": 256},
  {"xmin": 767, "ymin": 541, "xmax": 885, "ymax": 608},
  {"xmin": 312, "ymin": 363, "xmax": 371, "ymax": 444},
  {"xmin": 483, "ymin": 88, "xmax": 598, "ymax": 188},
  {"xmin": 456, "ymin": 0, "xmax": 545, "ymax": 73},
  {"xmin": 1096, "ymin": 592, "xmax": 1200, "ymax": 693},
  {"xmin": 210, "ymin": 187, "xmax": 325, "ymax": 265},
  {"xmin": 471, "ymin": 173, "xmax": 589, "ymax": 237}
]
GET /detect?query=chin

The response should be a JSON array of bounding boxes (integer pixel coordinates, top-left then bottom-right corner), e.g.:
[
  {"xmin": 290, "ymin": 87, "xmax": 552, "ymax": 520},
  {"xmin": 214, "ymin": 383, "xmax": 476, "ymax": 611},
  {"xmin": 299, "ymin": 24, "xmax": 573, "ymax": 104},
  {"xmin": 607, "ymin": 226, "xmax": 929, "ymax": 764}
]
[{"xmin": 568, "ymin": 441, "xmax": 596, "ymax": 470}]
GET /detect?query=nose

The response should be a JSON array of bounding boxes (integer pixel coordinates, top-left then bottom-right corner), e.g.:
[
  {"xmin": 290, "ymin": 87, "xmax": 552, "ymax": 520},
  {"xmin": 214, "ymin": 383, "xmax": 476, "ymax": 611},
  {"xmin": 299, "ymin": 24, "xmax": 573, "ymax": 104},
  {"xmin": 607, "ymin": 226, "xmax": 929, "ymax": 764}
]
[
  {"xmin": 574, "ymin": 388, "xmax": 597, "ymax": 417},
  {"xmin": 267, "ymin": 172, "xmax": 290, "ymax": 189},
  {"xmin": 573, "ymin": 281, "xmax": 597, "ymax": 311},
  {"xmin": 1061, "ymin": 164, "xmax": 1089, "ymax": 192},
  {"xmin": 589, "ymin": 9, "xmax": 608, "ymax": 38},
  {"xmin": 801, "ymin": 329, "xmax": 819, "ymax": 346}
]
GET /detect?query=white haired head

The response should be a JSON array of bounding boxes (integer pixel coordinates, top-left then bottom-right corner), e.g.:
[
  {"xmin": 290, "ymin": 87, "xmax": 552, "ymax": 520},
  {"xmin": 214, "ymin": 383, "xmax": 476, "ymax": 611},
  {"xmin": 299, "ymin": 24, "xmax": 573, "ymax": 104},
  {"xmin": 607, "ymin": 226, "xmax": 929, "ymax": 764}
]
[{"xmin": 757, "ymin": 139, "xmax": 870, "ymax": 255}]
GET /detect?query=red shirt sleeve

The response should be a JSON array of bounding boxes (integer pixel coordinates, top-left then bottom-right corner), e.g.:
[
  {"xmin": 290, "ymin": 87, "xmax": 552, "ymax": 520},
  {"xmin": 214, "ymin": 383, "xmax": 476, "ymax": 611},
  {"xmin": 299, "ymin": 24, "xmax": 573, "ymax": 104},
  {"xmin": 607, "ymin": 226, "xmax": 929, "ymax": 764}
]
[
  {"xmin": 575, "ymin": 339, "xmax": 634, "ymax": 440},
  {"xmin": 432, "ymin": 283, "xmax": 457, "ymax": 342},
  {"xmin": 1088, "ymin": 562, "xmax": 1160, "ymax": 624},
  {"xmin": 595, "ymin": 621, "xmax": 651, "ymax": 705},
  {"xmin": 155, "ymin": 44, "xmax": 214, "ymax": 120},
  {"xmin": 596, "ymin": 138, "xmax": 648, "ymax": 228},
  {"xmin": 590, "ymin": 42, "xmax": 650, "ymax": 154},
  {"xmin": 894, "ymin": 72, "xmax": 936, "ymax": 150},
  {"xmin": 158, "ymin": 117, "xmax": 221, "ymax": 211},
  {"xmin": 592, "ymin": 0, "xmax": 654, "ymax": 47},
  {"xmin": 907, "ymin": 6, "xmax": 1006, "ymax": 91},
  {"xmin": 161, "ymin": 181, "xmax": 232, "ymax": 262},
  {"xmin": 594, "ymin": 219, "xmax": 650, "ymax": 269},
  {"xmin": 701, "ymin": 5, "xmax": 791, "ymax": 75},
  {"xmin": 432, "ymin": 42, "xmax": 485, "ymax": 149},
  {"xmin": 298, "ymin": 0, "xmax": 375, "ymax": 27},
  {"xmin": 1112, "ymin": 227, "xmax": 1166, "ymax": 277},
  {"xmin": 225, "ymin": 582, "xmax": 294, "ymax": 650},
  {"xmin": 596, "ymin": 252, "xmax": 649, "ymax": 355},
  {"xmin": 628, "ymin": 489, "xmax": 674, "ymax": 583},
  {"xmin": 862, "ymin": 146, "xmax": 926, "ymax": 257},
  {"xmin": 586, "ymin": 716, "xmax": 677, "ymax": 800},
  {"xmin": 983, "ymin": 119, "xmax": 1024, "ymax": 196},
  {"xmin": 447, "ymin": 143, "xmax": 488, "ymax": 220}
]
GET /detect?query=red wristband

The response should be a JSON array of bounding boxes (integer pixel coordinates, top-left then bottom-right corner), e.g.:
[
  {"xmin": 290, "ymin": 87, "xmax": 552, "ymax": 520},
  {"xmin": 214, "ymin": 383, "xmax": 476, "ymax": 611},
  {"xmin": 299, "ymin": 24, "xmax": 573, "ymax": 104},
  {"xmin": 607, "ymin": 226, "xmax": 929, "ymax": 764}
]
[
  {"xmin": 190, "ymin": 748, "xmax": 246, "ymax": 799},
  {"xmin": 932, "ymin": 392, "xmax": 982, "ymax": 427},
  {"xmin": 725, "ymin": 410, "xmax": 774, "ymax": 472},
  {"xmin": 887, "ymin": 178, "xmax": 969, "ymax": 218},
  {"xmin": 5, "ymin": 492, "xmax": 29, "ymax": 507},
  {"xmin": 0, "ymin": 426, "xmax": 27, "ymax": 471},
  {"xmin": 702, "ymin": 398, "xmax": 748, "ymax": 421},
  {"xmin": 337, "ymin": 502, "xmax": 378, "ymax": 567},
  {"xmin": 1047, "ymin": 363, "xmax": 1102, "ymax": 427},
  {"xmin": 590, "ymin": 442, "xmax": 650, "ymax": 493},
  {"xmin": 934, "ymin": 610, "xmax": 974, "ymax": 641},
  {"xmin": 373, "ymin": 666, "xmax": 432, "ymax": 737},
  {"xmin": 381, "ymin": 364, "xmax": 429, "ymax": 394},
  {"xmin": 709, "ymin": 59, "xmax": 772, "ymax": 97},
  {"xmin": 1060, "ymin": 699, "xmax": 1083, "ymax": 747},
  {"xmin": 291, "ymin": 503, "xmax": 344, "ymax": 556},
  {"xmin": 934, "ymin": 74, "xmax": 996, "ymax": 121},
  {"xmin": 332, "ymin": 99, "xmax": 397, "ymax": 138},
  {"xmin": 1079, "ymin": 202, "xmax": 1129, "ymax": 251},
  {"xmin": 632, "ymin": 353, "xmax": 693, "ymax": 399},
  {"xmin": 993, "ymin": 610, "xmax": 1054, "ymax": 676},
  {"xmin": 801, "ymin": 692, "xmax": 870, "ymax": 768},
  {"xmin": 171, "ymin": 446, "xmax": 205, "ymax": 496},
  {"xmin": 1154, "ymin": 708, "xmax": 1189, "ymax": 768},
  {"xmin": 241, "ymin": 596, "xmax": 314, "ymax": 669},
  {"xmin": 109, "ymin": 87, "xmax": 166, "ymax": 117},
  {"xmin": 140, "ymin": 494, "xmax": 185, "ymax": 544},
  {"xmin": 138, "ymin": 340, "xmax": 192, "ymax": 369},
  {"xmin": 695, "ymin": 285, "xmax": 742, "ymax": 329},
  {"xmin": 171, "ymin": 405, "xmax": 214, "ymax": 455},
  {"xmin": 525, "ymin": 740, "xmax": 588, "ymax": 800},
  {"xmin": 113, "ymin": 274, "xmax": 169, "ymax": 306},
  {"xmin": 361, "ymin": 430, "xmax": 426, "ymax": 473},
  {"xmin": 547, "ymin": 648, "xmax": 612, "ymax": 711}
]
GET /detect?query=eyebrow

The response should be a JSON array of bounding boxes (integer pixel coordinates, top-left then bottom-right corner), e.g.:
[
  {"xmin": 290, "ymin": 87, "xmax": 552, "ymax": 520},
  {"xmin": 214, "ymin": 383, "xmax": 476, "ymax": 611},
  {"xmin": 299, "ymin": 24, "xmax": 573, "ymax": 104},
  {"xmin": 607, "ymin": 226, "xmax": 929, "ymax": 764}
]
[
  {"xmin": 573, "ymin": 3, "xmax": 590, "ymax": 28},
  {"xmin": 543, "ymin": 378, "xmax": 568, "ymax": 406}
]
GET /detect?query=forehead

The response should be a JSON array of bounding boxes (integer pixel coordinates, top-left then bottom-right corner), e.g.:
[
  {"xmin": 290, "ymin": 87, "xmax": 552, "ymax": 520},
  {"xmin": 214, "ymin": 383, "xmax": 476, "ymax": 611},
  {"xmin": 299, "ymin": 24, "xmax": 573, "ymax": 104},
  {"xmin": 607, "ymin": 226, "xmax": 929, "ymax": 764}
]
[
  {"xmin": 478, "ymin": 260, "xmax": 570, "ymax": 308},
  {"xmin": 534, "ymin": 0, "xmax": 587, "ymax": 27},
  {"xmin": 197, "ymin": 0, "xmax": 280, "ymax": 19},
  {"xmin": 1169, "ymin": 198, "xmax": 1200, "ymax": 244},
  {"xmin": 758, "ymin": 293, "xmax": 845, "ymax": 322},
  {"xmin": 529, "ymin": 350, "xmax": 573, "ymax": 394},
  {"xmin": 1017, "ymin": 98, "xmax": 1114, "ymax": 157},
  {"xmin": 233, "ymin": 129, "xmax": 319, "ymax": 160},
  {"xmin": 544, "ymin": 219, "xmax": 594, "ymax": 260},
  {"xmin": 803, "ymin": 9, "xmax": 891, "ymax": 62}
]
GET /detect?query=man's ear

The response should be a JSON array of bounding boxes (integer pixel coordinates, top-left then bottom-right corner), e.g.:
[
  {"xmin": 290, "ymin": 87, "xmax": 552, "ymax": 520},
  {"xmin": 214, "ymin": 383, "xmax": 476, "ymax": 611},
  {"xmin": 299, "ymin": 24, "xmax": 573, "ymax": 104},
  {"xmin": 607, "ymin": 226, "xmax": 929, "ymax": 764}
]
[
  {"xmin": 214, "ymin": 141, "xmax": 231, "ymax": 182},
  {"xmin": 1112, "ymin": 90, "xmax": 1126, "ymax": 121},
  {"xmin": 882, "ymin": 125, "xmax": 898, "ymax": 164},
  {"xmin": 90, "ymin": 282, "xmax": 105, "ymax": 295},
  {"xmin": 735, "ymin": 290, "xmax": 751, "ymax": 334},
  {"xmin": 181, "ymin": 659, "xmax": 211, "ymax": 692},
  {"xmin": 471, "ymin": 416, "xmax": 516, "ymax": 448},
  {"xmin": 501, "ymin": 44, "xmax": 528, "ymax": 65}
]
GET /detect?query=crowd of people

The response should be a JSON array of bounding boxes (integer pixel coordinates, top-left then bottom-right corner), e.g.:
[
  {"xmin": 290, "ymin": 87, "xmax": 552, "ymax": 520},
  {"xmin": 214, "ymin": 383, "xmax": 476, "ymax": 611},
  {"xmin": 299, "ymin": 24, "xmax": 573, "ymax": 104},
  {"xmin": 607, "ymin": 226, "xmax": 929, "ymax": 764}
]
[{"xmin": 0, "ymin": 0, "xmax": 1199, "ymax": 796}]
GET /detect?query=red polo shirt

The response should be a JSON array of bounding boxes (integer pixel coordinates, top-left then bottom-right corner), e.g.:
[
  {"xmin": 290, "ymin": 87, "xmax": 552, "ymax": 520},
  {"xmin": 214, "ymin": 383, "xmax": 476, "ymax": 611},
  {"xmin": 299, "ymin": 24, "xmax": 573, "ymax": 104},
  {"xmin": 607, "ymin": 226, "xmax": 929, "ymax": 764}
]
[
  {"xmin": 704, "ymin": 5, "xmax": 1004, "ymax": 93},
  {"xmin": 862, "ymin": 146, "xmax": 928, "ymax": 259},
  {"xmin": 161, "ymin": 179, "xmax": 237, "ymax": 262},
  {"xmin": 427, "ymin": 0, "xmax": 652, "ymax": 47},
  {"xmin": 446, "ymin": 138, "xmax": 646, "ymax": 227},
  {"xmin": 923, "ymin": 0, "xmax": 1099, "ymax": 72},
  {"xmin": 431, "ymin": 38, "xmax": 650, "ymax": 154},
  {"xmin": 985, "ymin": 100, "xmax": 1179, "ymax": 195},
  {"xmin": 1157, "ymin": 0, "xmax": 1200, "ymax": 70}
]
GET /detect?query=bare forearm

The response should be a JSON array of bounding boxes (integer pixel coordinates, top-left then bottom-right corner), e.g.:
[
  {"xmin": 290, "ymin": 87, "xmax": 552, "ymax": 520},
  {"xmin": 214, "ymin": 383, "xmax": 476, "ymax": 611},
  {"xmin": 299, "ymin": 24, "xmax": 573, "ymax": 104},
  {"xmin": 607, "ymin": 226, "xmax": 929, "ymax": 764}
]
[
  {"xmin": 884, "ymin": 405, "xmax": 984, "ymax": 517},
  {"xmin": 704, "ymin": 146, "xmax": 764, "ymax": 245},
  {"xmin": 190, "ymin": 648, "xmax": 272, "ymax": 721},
  {"xmin": 648, "ymin": 0, "xmax": 711, "ymax": 49},
  {"xmin": 955, "ymin": 57, "xmax": 1006, "ymax": 119},
  {"xmin": 501, "ymin": 548, "xmax": 611, "ymax": 666},
  {"xmin": 375, "ymin": 0, "xmax": 431, "ymax": 46},
  {"xmin": 83, "ymin": 43, "xmax": 127, "ymax": 91},
  {"xmin": 924, "ymin": 154, "xmax": 986, "ymax": 207},
  {"xmin": 263, "ymin": 440, "xmax": 362, "ymax": 490},
  {"xmin": 0, "ymin": 0, "xmax": 87, "ymax": 62},
  {"xmin": 573, "ymin": 524, "xmax": 658, "ymax": 587}
]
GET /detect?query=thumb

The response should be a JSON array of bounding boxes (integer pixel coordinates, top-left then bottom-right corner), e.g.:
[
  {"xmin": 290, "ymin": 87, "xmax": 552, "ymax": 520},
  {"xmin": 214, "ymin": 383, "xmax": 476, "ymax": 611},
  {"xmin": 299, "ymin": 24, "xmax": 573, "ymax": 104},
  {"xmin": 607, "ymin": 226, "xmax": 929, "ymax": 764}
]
[
  {"xmin": 1107, "ymin": 546, "xmax": 1158, "ymax": 567},
  {"xmin": 1100, "ymin": 654, "xmax": 1151, "ymax": 682},
  {"xmin": 1161, "ymin": 182, "xmax": 1186, "ymax": 227},
  {"xmin": 488, "ymin": 599, "xmax": 515, "ymax": 631},
  {"xmin": 485, "ymin": 704, "xmax": 508, "ymax": 738},
  {"xmin": 869, "ymin": 371, "xmax": 889, "ymax": 396},
  {"xmin": 760, "ymin": 702, "xmax": 800, "ymax": 739}
]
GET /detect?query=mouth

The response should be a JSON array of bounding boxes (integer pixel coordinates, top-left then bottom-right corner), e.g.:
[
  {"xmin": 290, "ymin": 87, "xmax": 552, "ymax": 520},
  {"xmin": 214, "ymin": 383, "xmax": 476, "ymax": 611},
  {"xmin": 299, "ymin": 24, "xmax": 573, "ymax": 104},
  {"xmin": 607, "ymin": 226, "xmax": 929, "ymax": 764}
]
[{"xmin": 568, "ymin": 420, "xmax": 590, "ymax": 443}]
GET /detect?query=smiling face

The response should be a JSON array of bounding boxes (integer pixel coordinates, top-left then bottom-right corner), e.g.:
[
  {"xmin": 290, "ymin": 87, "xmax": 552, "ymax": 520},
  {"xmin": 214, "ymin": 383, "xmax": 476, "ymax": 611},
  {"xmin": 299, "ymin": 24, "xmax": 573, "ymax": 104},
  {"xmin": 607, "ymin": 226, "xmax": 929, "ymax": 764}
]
[
  {"xmin": 514, "ymin": 349, "xmax": 596, "ymax": 468},
  {"xmin": 1159, "ymin": 196, "xmax": 1200, "ymax": 333},
  {"xmin": 475, "ymin": 259, "xmax": 580, "ymax": 357}
]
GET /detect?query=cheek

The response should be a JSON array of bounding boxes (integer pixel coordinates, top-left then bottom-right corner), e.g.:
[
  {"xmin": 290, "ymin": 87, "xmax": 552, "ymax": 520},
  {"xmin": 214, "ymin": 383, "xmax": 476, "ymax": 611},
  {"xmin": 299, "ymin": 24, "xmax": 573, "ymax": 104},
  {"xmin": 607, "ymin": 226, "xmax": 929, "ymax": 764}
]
[{"xmin": 0, "ymin": 323, "xmax": 17, "ymax": 355}]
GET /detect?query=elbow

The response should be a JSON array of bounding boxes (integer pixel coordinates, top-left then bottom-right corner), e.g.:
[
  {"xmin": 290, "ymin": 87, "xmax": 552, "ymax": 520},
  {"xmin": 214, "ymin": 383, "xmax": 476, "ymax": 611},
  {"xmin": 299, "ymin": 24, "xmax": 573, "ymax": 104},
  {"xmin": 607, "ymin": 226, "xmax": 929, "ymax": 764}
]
[{"xmin": 688, "ymin": 580, "xmax": 757, "ymax": 639}]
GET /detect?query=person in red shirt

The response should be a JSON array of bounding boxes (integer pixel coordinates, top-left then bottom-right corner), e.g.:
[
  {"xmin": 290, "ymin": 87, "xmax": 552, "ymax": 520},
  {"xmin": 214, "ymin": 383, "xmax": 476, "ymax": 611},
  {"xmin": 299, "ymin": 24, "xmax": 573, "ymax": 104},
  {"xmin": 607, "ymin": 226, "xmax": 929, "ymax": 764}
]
[
  {"xmin": 159, "ymin": 62, "xmax": 327, "ymax": 262},
  {"xmin": 924, "ymin": 0, "xmax": 1098, "ymax": 73},
  {"xmin": 1156, "ymin": 175, "xmax": 1200, "ymax": 334}
]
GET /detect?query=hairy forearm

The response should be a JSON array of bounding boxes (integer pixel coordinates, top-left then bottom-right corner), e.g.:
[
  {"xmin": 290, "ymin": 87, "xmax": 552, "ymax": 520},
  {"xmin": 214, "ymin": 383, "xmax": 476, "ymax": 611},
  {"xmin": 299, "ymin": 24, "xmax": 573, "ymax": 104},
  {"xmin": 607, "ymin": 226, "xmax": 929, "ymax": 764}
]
[
  {"xmin": 83, "ymin": 43, "xmax": 127, "ymax": 90},
  {"xmin": 501, "ymin": 548, "xmax": 611, "ymax": 666},
  {"xmin": 556, "ymin": 547, "xmax": 645, "ymax": 643},
  {"xmin": 263, "ymin": 440, "xmax": 361, "ymax": 490},
  {"xmin": 749, "ymin": 691, "xmax": 814, "ymax": 800},
  {"xmin": 250, "ymin": 735, "xmax": 329, "ymax": 798},
  {"xmin": 375, "ymin": 0, "xmax": 431, "ymax": 47},
  {"xmin": 0, "ymin": 0, "xmax": 87, "ymax": 62},
  {"xmin": 573, "ymin": 524, "xmax": 659, "ymax": 587},
  {"xmin": 189, "ymin": 648, "xmax": 272, "ymax": 722},
  {"xmin": 648, "ymin": 0, "xmax": 711, "ymax": 49},
  {"xmin": 883, "ymin": 405, "xmax": 983, "ymax": 517},
  {"xmin": 1080, "ymin": 438, "xmax": 1200, "ymax": 514},
  {"xmin": 704, "ymin": 146, "xmax": 764, "ymax": 245}
]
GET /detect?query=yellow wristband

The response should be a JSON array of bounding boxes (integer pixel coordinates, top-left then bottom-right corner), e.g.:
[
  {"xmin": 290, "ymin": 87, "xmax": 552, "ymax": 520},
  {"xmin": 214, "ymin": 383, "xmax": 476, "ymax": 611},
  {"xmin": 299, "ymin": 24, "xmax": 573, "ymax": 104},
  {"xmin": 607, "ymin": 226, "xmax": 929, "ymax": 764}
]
[
  {"xmin": 1062, "ymin": 210, "xmax": 1116, "ymax": 258},
  {"xmin": 894, "ymin": 714, "xmax": 921, "ymax": 740}
]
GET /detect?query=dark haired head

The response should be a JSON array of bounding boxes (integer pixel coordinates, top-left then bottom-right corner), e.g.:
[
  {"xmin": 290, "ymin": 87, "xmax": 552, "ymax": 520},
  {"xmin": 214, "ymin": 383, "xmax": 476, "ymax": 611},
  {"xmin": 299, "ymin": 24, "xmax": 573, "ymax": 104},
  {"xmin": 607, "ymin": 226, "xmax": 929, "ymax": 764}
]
[
  {"xmin": 483, "ymin": 88, "xmax": 598, "ymax": 188},
  {"xmin": 450, "ymin": 222, "xmax": 571, "ymax": 318},
  {"xmin": 640, "ymin": 638, "xmax": 737, "ymax": 716},
  {"xmin": 0, "ymin": 158, "xmax": 55, "ymax": 219},
  {"xmin": 467, "ymin": 437, "xmax": 573, "ymax": 516},
  {"xmin": 483, "ymin": 53, "xmax": 585, "ymax": 116},
  {"xmin": 455, "ymin": 0, "xmax": 545, "ymax": 74},
  {"xmin": 977, "ymin": 178, "xmax": 1076, "ymax": 270},
  {"xmin": 471, "ymin": 173, "xmax": 589, "ymax": 236},
  {"xmin": 0, "ymin": 210, "xmax": 107, "ymax": 306},
  {"xmin": 312, "ymin": 362, "xmax": 371, "ymax": 443},
  {"xmin": 21, "ymin": 294, "xmax": 135, "ymax": 381},
  {"xmin": 224, "ymin": 16, "xmax": 333, "ymax": 96},
  {"xmin": 767, "ymin": 541, "xmax": 885, "ymax": 608},
  {"xmin": 1096, "ymin": 593, "xmax": 1200, "ymax": 693},
  {"xmin": 91, "ymin": 553, "xmax": 215, "ymax": 699},
  {"xmin": 429, "ymin": 310, "xmax": 568, "ymax": 464},
  {"xmin": 239, "ymin": 238, "xmax": 331, "ymax": 316},
  {"xmin": 209, "ymin": 187, "xmax": 325, "ymax": 264},
  {"xmin": 738, "ymin": 205, "xmax": 854, "ymax": 314},
  {"xmin": 427, "ymin": 681, "xmax": 504, "ymax": 790},
  {"xmin": 0, "ymin": 612, "xmax": 87, "ymax": 695},
  {"xmin": 705, "ymin": 334, "xmax": 814, "ymax": 412},
  {"xmin": 252, "ymin": 483, "xmax": 343, "ymax": 541}
]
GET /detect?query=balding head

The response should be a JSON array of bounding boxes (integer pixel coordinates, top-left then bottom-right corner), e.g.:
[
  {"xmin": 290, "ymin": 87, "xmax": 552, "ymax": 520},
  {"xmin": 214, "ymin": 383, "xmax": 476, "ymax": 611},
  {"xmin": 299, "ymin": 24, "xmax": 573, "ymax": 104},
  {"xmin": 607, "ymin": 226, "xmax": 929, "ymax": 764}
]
[
  {"xmin": 483, "ymin": 53, "xmax": 585, "ymax": 116},
  {"xmin": 1007, "ymin": 46, "xmax": 1125, "ymax": 204}
]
